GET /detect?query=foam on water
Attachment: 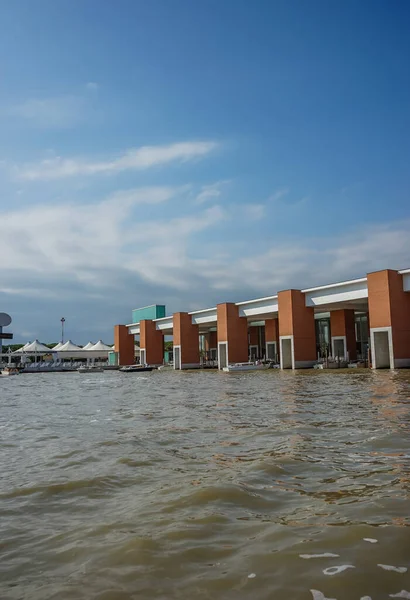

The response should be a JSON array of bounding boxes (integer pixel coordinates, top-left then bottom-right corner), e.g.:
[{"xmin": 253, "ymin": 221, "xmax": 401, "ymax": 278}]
[
  {"xmin": 300, "ymin": 553, "xmax": 339, "ymax": 559},
  {"xmin": 378, "ymin": 565, "xmax": 408, "ymax": 573},
  {"xmin": 310, "ymin": 590, "xmax": 336, "ymax": 600},
  {"xmin": 323, "ymin": 565, "xmax": 355, "ymax": 576}
]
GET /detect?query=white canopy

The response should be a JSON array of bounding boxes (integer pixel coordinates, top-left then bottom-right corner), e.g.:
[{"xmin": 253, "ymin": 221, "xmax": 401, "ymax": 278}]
[
  {"xmin": 54, "ymin": 340, "xmax": 113, "ymax": 360},
  {"xmin": 12, "ymin": 342, "xmax": 30, "ymax": 354},
  {"xmin": 82, "ymin": 342, "xmax": 95, "ymax": 350},
  {"xmin": 55, "ymin": 340, "xmax": 90, "ymax": 359},
  {"xmin": 9, "ymin": 339, "xmax": 114, "ymax": 361},
  {"xmin": 58, "ymin": 340, "xmax": 82, "ymax": 352},
  {"xmin": 83, "ymin": 340, "xmax": 113, "ymax": 359},
  {"xmin": 87, "ymin": 340, "xmax": 112, "ymax": 352},
  {"xmin": 13, "ymin": 340, "xmax": 55, "ymax": 355}
]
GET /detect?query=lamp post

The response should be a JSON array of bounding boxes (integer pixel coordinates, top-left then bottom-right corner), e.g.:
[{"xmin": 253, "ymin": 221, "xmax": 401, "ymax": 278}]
[{"xmin": 61, "ymin": 317, "xmax": 65, "ymax": 343}]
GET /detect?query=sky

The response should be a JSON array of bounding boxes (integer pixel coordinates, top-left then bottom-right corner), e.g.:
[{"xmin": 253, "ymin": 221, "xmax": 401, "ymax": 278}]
[{"xmin": 0, "ymin": 0, "xmax": 409, "ymax": 343}]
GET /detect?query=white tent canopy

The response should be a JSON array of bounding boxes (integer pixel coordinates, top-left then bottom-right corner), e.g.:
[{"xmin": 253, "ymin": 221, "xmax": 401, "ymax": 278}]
[
  {"xmin": 10, "ymin": 339, "xmax": 114, "ymax": 361},
  {"xmin": 12, "ymin": 342, "xmax": 31, "ymax": 354},
  {"xmin": 82, "ymin": 342, "xmax": 95, "ymax": 350},
  {"xmin": 87, "ymin": 340, "xmax": 112, "ymax": 352},
  {"xmin": 13, "ymin": 340, "xmax": 55, "ymax": 355},
  {"xmin": 54, "ymin": 340, "xmax": 114, "ymax": 360},
  {"xmin": 56, "ymin": 340, "xmax": 89, "ymax": 359},
  {"xmin": 84, "ymin": 340, "xmax": 113, "ymax": 359},
  {"xmin": 58, "ymin": 340, "xmax": 82, "ymax": 352}
]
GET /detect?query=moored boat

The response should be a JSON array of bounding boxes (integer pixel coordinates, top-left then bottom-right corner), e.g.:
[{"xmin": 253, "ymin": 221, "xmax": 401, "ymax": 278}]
[
  {"xmin": 1, "ymin": 366, "xmax": 21, "ymax": 376},
  {"xmin": 222, "ymin": 362, "xmax": 270, "ymax": 372},
  {"xmin": 119, "ymin": 365, "xmax": 154, "ymax": 373},
  {"xmin": 77, "ymin": 365, "xmax": 104, "ymax": 373}
]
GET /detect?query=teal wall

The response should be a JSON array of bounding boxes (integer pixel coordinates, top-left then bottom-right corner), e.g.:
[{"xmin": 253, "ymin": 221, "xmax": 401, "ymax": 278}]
[
  {"xmin": 108, "ymin": 351, "xmax": 118, "ymax": 366},
  {"xmin": 164, "ymin": 350, "xmax": 174, "ymax": 364},
  {"xmin": 132, "ymin": 305, "xmax": 166, "ymax": 324}
]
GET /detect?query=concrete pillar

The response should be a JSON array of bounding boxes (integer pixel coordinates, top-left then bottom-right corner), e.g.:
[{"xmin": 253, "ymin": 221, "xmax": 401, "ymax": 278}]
[
  {"xmin": 330, "ymin": 309, "xmax": 357, "ymax": 361},
  {"xmin": 265, "ymin": 318, "xmax": 279, "ymax": 361},
  {"xmin": 217, "ymin": 303, "xmax": 248, "ymax": 368},
  {"xmin": 173, "ymin": 312, "xmax": 200, "ymax": 369},
  {"xmin": 278, "ymin": 289, "xmax": 316, "ymax": 369},
  {"xmin": 140, "ymin": 320, "xmax": 164, "ymax": 366},
  {"xmin": 367, "ymin": 269, "xmax": 410, "ymax": 369},
  {"xmin": 114, "ymin": 325, "xmax": 135, "ymax": 366}
]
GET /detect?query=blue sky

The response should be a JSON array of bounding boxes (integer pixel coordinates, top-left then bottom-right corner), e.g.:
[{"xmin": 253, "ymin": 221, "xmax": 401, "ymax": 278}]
[{"xmin": 1, "ymin": 0, "xmax": 409, "ymax": 343}]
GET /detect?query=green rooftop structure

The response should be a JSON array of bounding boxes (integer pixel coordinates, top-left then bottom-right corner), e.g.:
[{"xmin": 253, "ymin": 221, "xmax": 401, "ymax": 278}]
[{"xmin": 132, "ymin": 305, "xmax": 166, "ymax": 324}]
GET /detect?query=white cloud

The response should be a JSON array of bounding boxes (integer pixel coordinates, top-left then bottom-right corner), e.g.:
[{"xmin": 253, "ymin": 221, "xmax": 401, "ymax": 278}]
[
  {"xmin": 268, "ymin": 188, "xmax": 289, "ymax": 203},
  {"xmin": 1, "ymin": 179, "xmax": 409, "ymax": 342},
  {"xmin": 0, "ymin": 186, "xmax": 225, "ymax": 290},
  {"xmin": 1, "ymin": 179, "xmax": 409, "ymax": 302},
  {"xmin": 264, "ymin": 187, "xmax": 308, "ymax": 215},
  {"xmin": 9, "ymin": 96, "xmax": 86, "ymax": 128},
  {"xmin": 86, "ymin": 82, "xmax": 99, "ymax": 91},
  {"xmin": 106, "ymin": 185, "xmax": 185, "ymax": 208},
  {"xmin": 242, "ymin": 203, "xmax": 266, "ymax": 221},
  {"xmin": 16, "ymin": 141, "xmax": 219, "ymax": 181},
  {"xmin": 195, "ymin": 180, "xmax": 230, "ymax": 204}
]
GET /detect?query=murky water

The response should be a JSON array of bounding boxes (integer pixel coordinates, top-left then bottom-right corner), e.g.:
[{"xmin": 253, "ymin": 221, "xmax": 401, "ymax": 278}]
[{"xmin": 1, "ymin": 370, "xmax": 409, "ymax": 600}]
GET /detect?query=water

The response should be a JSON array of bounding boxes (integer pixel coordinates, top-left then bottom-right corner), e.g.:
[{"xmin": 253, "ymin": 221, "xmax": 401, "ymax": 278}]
[{"xmin": 1, "ymin": 369, "xmax": 409, "ymax": 600}]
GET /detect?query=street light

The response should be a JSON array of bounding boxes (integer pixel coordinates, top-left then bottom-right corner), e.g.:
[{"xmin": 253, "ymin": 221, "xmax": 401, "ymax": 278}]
[{"xmin": 61, "ymin": 317, "xmax": 66, "ymax": 343}]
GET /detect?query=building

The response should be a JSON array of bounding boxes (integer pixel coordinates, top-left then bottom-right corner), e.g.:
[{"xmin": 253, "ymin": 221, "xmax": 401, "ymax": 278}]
[{"xmin": 113, "ymin": 268, "xmax": 410, "ymax": 370}]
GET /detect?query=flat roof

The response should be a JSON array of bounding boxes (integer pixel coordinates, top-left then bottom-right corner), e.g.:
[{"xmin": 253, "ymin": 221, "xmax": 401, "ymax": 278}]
[
  {"xmin": 127, "ymin": 268, "xmax": 409, "ymax": 327},
  {"xmin": 302, "ymin": 277, "xmax": 367, "ymax": 294},
  {"xmin": 132, "ymin": 304, "xmax": 165, "ymax": 311}
]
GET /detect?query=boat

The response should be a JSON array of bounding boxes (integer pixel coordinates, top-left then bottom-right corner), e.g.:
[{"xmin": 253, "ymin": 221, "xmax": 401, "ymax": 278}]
[
  {"xmin": 1, "ymin": 366, "xmax": 21, "ymax": 376},
  {"xmin": 222, "ymin": 362, "xmax": 271, "ymax": 372},
  {"xmin": 77, "ymin": 365, "xmax": 104, "ymax": 373},
  {"xmin": 119, "ymin": 365, "xmax": 154, "ymax": 373}
]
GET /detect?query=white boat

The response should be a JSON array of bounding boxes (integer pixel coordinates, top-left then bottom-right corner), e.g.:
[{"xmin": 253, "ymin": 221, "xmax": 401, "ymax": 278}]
[
  {"xmin": 119, "ymin": 365, "xmax": 154, "ymax": 373},
  {"xmin": 77, "ymin": 365, "xmax": 104, "ymax": 373},
  {"xmin": 222, "ymin": 362, "xmax": 270, "ymax": 372},
  {"xmin": 1, "ymin": 366, "xmax": 21, "ymax": 376}
]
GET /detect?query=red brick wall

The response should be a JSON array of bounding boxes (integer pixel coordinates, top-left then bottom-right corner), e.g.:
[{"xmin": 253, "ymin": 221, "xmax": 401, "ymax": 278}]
[
  {"xmin": 368, "ymin": 270, "xmax": 410, "ymax": 360},
  {"xmin": 278, "ymin": 289, "xmax": 316, "ymax": 362},
  {"xmin": 173, "ymin": 312, "xmax": 200, "ymax": 365},
  {"xmin": 114, "ymin": 325, "xmax": 135, "ymax": 366},
  {"xmin": 248, "ymin": 327, "xmax": 259, "ymax": 345},
  {"xmin": 217, "ymin": 303, "xmax": 248, "ymax": 363},
  {"xmin": 265, "ymin": 319, "xmax": 279, "ymax": 344},
  {"xmin": 204, "ymin": 331, "xmax": 217, "ymax": 351},
  {"xmin": 140, "ymin": 320, "xmax": 164, "ymax": 365}
]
